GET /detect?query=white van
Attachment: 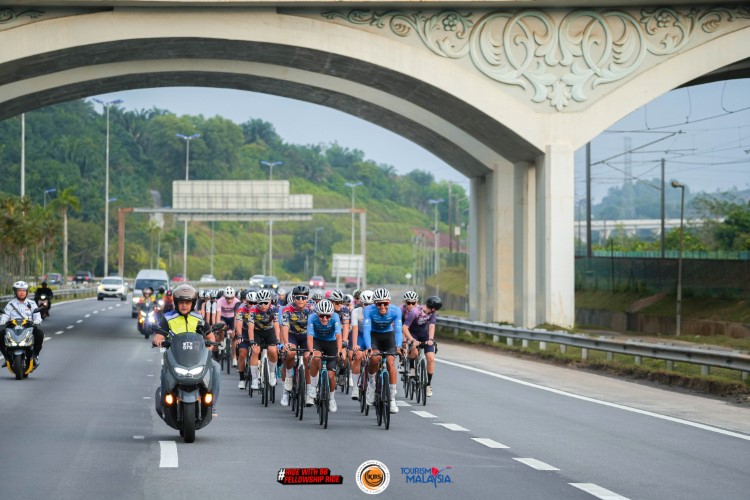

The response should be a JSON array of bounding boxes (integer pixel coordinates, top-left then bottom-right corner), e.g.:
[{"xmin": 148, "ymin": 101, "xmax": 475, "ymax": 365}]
[{"xmin": 131, "ymin": 269, "xmax": 170, "ymax": 317}]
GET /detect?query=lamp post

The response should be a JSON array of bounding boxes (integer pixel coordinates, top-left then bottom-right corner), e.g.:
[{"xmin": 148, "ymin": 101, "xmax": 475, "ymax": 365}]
[
  {"xmin": 41, "ymin": 188, "xmax": 57, "ymax": 276},
  {"xmin": 313, "ymin": 226, "xmax": 324, "ymax": 276},
  {"xmin": 671, "ymin": 180, "xmax": 686, "ymax": 337},
  {"xmin": 94, "ymin": 98, "xmax": 123, "ymax": 277},
  {"xmin": 261, "ymin": 160, "xmax": 283, "ymax": 276},
  {"xmin": 43, "ymin": 188, "xmax": 56, "ymax": 210},
  {"xmin": 344, "ymin": 181, "xmax": 363, "ymax": 254},
  {"xmin": 428, "ymin": 198, "xmax": 444, "ymax": 274},
  {"xmin": 177, "ymin": 133, "xmax": 201, "ymax": 281}
]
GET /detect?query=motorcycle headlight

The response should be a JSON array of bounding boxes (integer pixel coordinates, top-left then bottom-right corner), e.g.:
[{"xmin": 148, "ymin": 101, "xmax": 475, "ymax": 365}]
[
  {"xmin": 5, "ymin": 331, "xmax": 15, "ymax": 347},
  {"xmin": 174, "ymin": 366, "xmax": 203, "ymax": 377},
  {"xmin": 18, "ymin": 332, "xmax": 34, "ymax": 347}
]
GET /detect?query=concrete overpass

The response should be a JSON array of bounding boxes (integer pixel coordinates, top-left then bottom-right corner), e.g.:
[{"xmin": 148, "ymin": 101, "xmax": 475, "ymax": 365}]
[{"xmin": 1, "ymin": 1, "xmax": 748, "ymax": 327}]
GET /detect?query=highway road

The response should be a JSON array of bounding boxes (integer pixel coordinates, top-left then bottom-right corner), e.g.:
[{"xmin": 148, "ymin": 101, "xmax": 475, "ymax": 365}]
[{"xmin": 1, "ymin": 298, "xmax": 748, "ymax": 499}]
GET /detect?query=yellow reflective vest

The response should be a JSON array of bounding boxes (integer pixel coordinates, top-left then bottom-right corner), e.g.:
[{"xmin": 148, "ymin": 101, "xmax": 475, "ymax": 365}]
[{"xmin": 165, "ymin": 311, "xmax": 205, "ymax": 334}]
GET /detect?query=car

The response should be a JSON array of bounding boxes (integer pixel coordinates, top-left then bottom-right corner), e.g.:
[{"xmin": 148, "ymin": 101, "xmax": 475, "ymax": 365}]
[
  {"xmin": 249, "ymin": 274, "xmax": 264, "ymax": 287},
  {"xmin": 43, "ymin": 272, "xmax": 63, "ymax": 286},
  {"xmin": 260, "ymin": 275, "xmax": 280, "ymax": 289},
  {"xmin": 200, "ymin": 274, "xmax": 217, "ymax": 283},
  {"xmin": 309, "ymin": 275, "xmax": 326, "ymax": 288},
  {"xmin": 172, "ymin": 274, "xmax": 186, "ymax": 283},
  {"xmin": 74, "ymin": 271, "xmax": 94, "ymax": 285},
  {"xmin": 97, "ymin": 276, "xmax": 128, "ymax": 301}
]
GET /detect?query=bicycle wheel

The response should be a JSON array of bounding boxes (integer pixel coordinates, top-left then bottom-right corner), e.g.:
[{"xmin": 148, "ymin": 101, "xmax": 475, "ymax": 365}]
[
  {"xmin": 419, "ymin": 359, "xmax": 428, "ymax": 406},
  {"xmin": 375, "ymin": 373, "xmax": 383, "ymax": 426},
  {"xmin": 344, "ymin": 363, "xmax": 351, "ymax": 395},
  {"xmin": 358, "ymin": 374, "xmax": 366, "ymax": 413},
  {"xmin": 297, "ymin": 365, "xmax": 306, "ymax": 421},
  {"xmin": 246, "ymin": 364, "xmax": 253, "ymax": 397},
  {"xmin": 262, "ymin": 359, "xmax": 270, "ymax": 407},
  {"xmin": 381, "ymin": 371, "xmax": 391, "ymax": 430},
  {"xmin": 321, "ymin": 372, "xmax": 329, "ymax": 429}
]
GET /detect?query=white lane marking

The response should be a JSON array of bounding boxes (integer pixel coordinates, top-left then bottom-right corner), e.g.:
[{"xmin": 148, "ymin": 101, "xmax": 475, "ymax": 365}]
[
  {"xmin": 66, "ymin": 325, "xmax": 74, "ymax": 330},
  {"xmin": 143, "ymin": 396, "xmax": 151, "ymax": 400},
  {"xmin": 133, "ymin": 435, "xmax": 145, "ymax": 440},
  {"xmin": 159, "ymin": 441, "xmax": 178, "ymax": 468},
  {"xmin": 84, "ymin": 314, "xmax": 91, "ymax": 318},
  {"xmin": 436, "ymin": 358, "xmax": 750, "ymax": 442},
  {"xmin": 472, "ymin": 438, "xmax": 510, "ymax": 449},
  {"xmin": 44, "ymin": 337, "xmax": 52, "ymax": 341},
  {"xmin": 147, "ymin": 374, "xmax": 154, "ymax": 377},
  {"xmin": 570, "ymin": 483, "xmax": 630, "ymax": 500},
  {"xmin": 76, "ymin": 320, "xmax": 83, "ymax": 324},
  {"xmin": 395, "ymin": 400, "xmax": 411, "ymax": 407},
  {"xmin": 514, "ymin": 458, "xmax": 560, "ymax": 471},
  {"xmin": 107, "ymin": 307, "xmax": 113, "ymax": 310},
  {"xmin": 435, "ymin": 423, "xmax": 469, "ymax": 432},
  {"xmin": 55, "ymin": 331, "xmax": 63, "ymax": 335},
  {"xmin": 93, "ymin": 310, "xmax": 99, "ymax": 314},
  {"xmin": 116, "ymin": 304, "xmax": 122, "ymax": 307},
  {"xmin": 412, "ymin": 411, "xmax": 437, "ymax": 418}
]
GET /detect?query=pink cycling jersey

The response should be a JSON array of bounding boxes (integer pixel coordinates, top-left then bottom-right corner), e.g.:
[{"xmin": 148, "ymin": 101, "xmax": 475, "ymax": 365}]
[{"xmin": 216, "ymin": 296, "xmax": 239, "ymax": 319}]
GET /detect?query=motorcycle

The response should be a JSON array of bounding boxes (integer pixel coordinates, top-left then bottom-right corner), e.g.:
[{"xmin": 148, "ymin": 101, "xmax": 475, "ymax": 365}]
[
  {"xmin": 154, "ymin": 322, "xmax": 224, "ymax": 443},
  {"xmin": 35, "ymin": 295, "xmax": 50, "ymax": 320},
  {"xmin": 3, "ymin": 310, "xmax": 41, "ymax": 380},
  {"xmin": 137, "ymin": 301, "xmax": 159, "ymax": 339}
]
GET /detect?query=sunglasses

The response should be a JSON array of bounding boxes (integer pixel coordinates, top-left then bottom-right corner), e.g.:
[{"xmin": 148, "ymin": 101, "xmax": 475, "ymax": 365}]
[
  {"xmin": 375, "ymin": 302, "xmax": 389, "ymax": 307},
  {"xmin": 319, "ymin": 314, "xmax": 331, "ymax": 319},
  {"xmin": 405, "ymin": 301, "xmax": 417, "ymax": 305},
  {"xmin": 258, "ymin": 301, "xmax": 270, "ymax": 306},
  {"xmin": 294, "ymin": 295, "xmax": 308, "ymax": 300}
]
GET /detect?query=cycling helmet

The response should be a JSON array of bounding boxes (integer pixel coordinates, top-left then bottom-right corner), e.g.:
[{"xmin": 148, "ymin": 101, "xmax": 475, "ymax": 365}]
[
  {"xmin": 209, "ymin": 290, "xmax": 218, "ymax": 299},
  {"xmin": 143, "ymin": 287, "xmax": 153, "ymax": 296},
  {"xmin": 12, "ymin": 281, "xmax": 29, "ymax": 295},
  {"xmin": 324, "ymin": 289, "xmax": 332, "ymax": 299},
  {"xmin": 329, "ymin": 289, "xmax": 345, "ymax": 303},
  {"xmin": 224, "ymin": 286, "xmax": 235, "ymax": 299},
  {"xmin": 247, "ymin": 291, "xmax": 258, "ymax": 303},
  {"xmin": 345, "ymin": 294, "xmax": 354, "ymax": 305},
  {"xmin": 198, "ymin": 290, "xmax": 205, "ymax": 299},
  {"xmin": 158, "ymin": 286, "xmax": 165, "ymax": 295},
  {"xmin": 165, "ymin": 289, "xmax": 172, "ymax": 297},
  {"xmin": 353, "ymin": 289, "xmax": 362, "ymax": 300},
  {"xmin": 271, "ymin": 292, "xmax": 279, "ymax": 305},
  {"xmin": 173, "ymin": 284, "xmax": 198, "ymax": 309},
  {"xmin": 360, "ymin": 290, "xmax": 375, "ymax": 305},
  {"xmin": 372, "ymin": 288, "xmax": 391, "ymax": 302},
  {"xmin": 311, "ymin": 289, "xmax": 324, "ymax": 301},
  {"xmin": 403, "ymin": 290, "xmax": 419, "ymax": 302},
  {"xmin": 292, "ymin": 285, "xmax": 309, "ymax": 296},
  {"xmin": 256, "ymin": 289, "xmax": 272, "ymax": 303},
  {"xmin": 277, "ymin": 287, "xmax": 287, "ymax": 297},
  {"xmin": 316, "ymin": 299, "xmax": 334, "ymax": 316},
  {"xmin": 425, "ymin": 296, "xmax": 443, "ymax": 311}
]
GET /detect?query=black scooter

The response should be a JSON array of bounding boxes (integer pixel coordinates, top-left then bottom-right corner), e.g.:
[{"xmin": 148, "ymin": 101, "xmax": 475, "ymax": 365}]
[
  {"xmin": 3, "ymin": 307, "xmax": 43, "ymax": 380},
  {"xmin": 153, "ymin": 322, "xmax": 224, "ymax": 443}
]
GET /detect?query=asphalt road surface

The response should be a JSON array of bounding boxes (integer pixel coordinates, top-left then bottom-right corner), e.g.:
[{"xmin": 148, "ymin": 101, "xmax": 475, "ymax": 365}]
[{"xmin": 1, "ymin": 298, "xmax": 748, "ymax": 499}]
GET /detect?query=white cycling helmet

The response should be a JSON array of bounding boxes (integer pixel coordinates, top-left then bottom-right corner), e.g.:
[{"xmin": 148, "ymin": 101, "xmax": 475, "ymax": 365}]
[
  {"xmin": 360, "ymin": 290, "xmax": 374, "ymax": 305},
  {"xmin": 256, "ymin": 289, "xmax": 272, "ymax": 303},
  {"xmin": 329, "ymin": 289, "xmax": 345, "ymax": 302},
  {"xmin": 403, "ymin": 290, "xmax": 419, "ymax": 302},
  {"xmin": 224, "ymin": 286, "xmax": 235, "ymax": 299},
  {"xmin": 372, "ymin": 288, "xmax": 391, "ymax": 302},
  {"xmin": 316, "ymin": 299, "xmax": 334, "ymax": 316},
  {"xmin": 247, "ymin": 291, "xmax": 258, "ymax": 303}
]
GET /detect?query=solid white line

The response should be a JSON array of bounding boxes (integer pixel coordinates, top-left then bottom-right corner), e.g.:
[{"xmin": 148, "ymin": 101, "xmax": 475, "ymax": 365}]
[
  {"xmin": 436, "ymin": 358, "xmax": 750, "ymax": 442},
  {"xmin": 514, "ymin": 458, "xmax": 559, "ymax": 471},
  {"xmin": 412, "ymin": 410, "xmax": 437, "ymax": 418},
  {"xmin": 54, "ymin": 331, "xmax": 63, "ymax": 335},
  {"xmin": 435, "ymin": 423, "xmax": 469, "ymax": 432},
  {"xmin": 76, "ymin": 320, "xmax": 83, "ymax": 324},
  {"xmin": 84, "ymin": 314, "xmax": 90, "ymax": 318},
  {"xmin": 570, "ymin": 483, "xmax": 630, "ymax": 500},
  {"xmin": 159, "ymin": 441, "xmax": 178, "ymax": 468},
  {"xmin": 471, "ymin": 438, "xmax": 509, "ymax": 449}
]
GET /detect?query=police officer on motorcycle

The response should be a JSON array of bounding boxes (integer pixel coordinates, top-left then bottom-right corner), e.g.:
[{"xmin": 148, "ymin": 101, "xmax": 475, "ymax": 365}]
[
  {"xmin": 34, "ymin": 281, "xmax": 54, "ymax": 314},
  {"xmin": 1, "ymin": 281, "xmax": 44, "ymax": 366},
  {"xmin": 151, "ymin": 284, "xmax": 222, "ymax": 414}
]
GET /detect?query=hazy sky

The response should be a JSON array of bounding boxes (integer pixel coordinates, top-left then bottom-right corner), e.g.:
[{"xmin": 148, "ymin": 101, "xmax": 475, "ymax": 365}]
[{"xmin": 92, "ymin": 78, "xmax": 749, "ymax": 203}]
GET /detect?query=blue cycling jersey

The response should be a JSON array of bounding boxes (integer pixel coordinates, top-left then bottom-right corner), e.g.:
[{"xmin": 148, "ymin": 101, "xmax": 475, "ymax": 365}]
[
  {"xmin": 362, "ymin": 304, "xmax": 402, "ymax": 349},
  {"xmin": 306, "ymin": 312, "xmax": 342, "ymax": 342}
]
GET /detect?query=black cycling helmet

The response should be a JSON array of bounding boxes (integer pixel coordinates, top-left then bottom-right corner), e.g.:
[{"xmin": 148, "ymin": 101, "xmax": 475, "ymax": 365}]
[
  {"xmin": 291, "ymin": 284, "xmax": 309, "ymax": 296},
  {"xmin": 239, "ymin": 289, "xmax": 248, "ymax": 300},
  {"xmin": 352, "ymin": 288, "xmax": 361, "ymax": 300},
  {"xmin": 158, "ymin": 286, "xmax": 165, "ymax": 294},
  {"xmin": 425, "ymin": 296, "xmax": 443, "ymax": 311}
]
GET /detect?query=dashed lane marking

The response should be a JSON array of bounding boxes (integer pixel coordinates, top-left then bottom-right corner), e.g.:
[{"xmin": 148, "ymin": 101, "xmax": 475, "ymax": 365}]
[
  {"xmin": 85, "ymin": 314, "xmax": 90, "ymax": 318},
  {"xmin": 44, "ymin": 337, "xmax": 52, "ymax": 341},
  {"xmin": 66, "ymin": 325, "xmax": 74, "ymax": 330},
  {"xmin": 412, "ymin": 410, "xmax": 437, "ymax": 418},
  {"xmin": 395, "ymin": 400, "xmax": 411, "ymax": 407},
  {"xmin": 435, "ymin": 423, "xmax": 469, "ymax": 432},
  {"xmin": 143, "ymin": 396, "xmax": 151, "ymax": 400},
  {"xmin": 133, "ymin": 436, "xmax": 145, "ymax": 440},
  {"xmin": 471, "ymin": 438, "xmax": 509, "ymax": 449},
  {"xmin": 54, "ymin": 331, "xmax": 63, "ymax": 335},
  {"xmin": 76, "ymin": 320, "xmax": 83, "ymax": 324},
  {"xmin": 570, "ymin": 483, "xmax": 630, "ymax": 500},
  {"xmin": 93, "ymin": 311, "xmax": 99, "ymax": 314},
  {"xmin": 513, "ymin": 458, "xmax": 559, "ymax": 471},
  {"xmin": 159, "ymin": 441, "xmax": 178, "ymax": 468}
]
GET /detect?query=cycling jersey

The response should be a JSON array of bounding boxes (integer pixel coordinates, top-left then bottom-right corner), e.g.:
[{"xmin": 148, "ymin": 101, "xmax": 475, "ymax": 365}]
[
  {"xmin": 404, "ymin": 307, "xmax": 436, "ymax": 339},
  {"xmin": 216, "ymin": 296, "xmax": 240, "ymax": 320},
  {"xmin": 306, "ymin": 313, "xmax": 342, "ymax": 342},
  {"xmin": 234, "ymin": 303, "xmax": 253, "ymax": 338},
  {"xmin": 362, "ymin": 304, "xmax": 402, "ymax": 349},
  {"xmin": 280, "ymin": 304, "xmax": 310, "ymax": 338},
  {"xmin": 350, "ymin": 306, "xmax": 367, "ymax": 349},
  {"xmin": 248, "ymin": 305, "xmax": 278, "ymax": 332}
]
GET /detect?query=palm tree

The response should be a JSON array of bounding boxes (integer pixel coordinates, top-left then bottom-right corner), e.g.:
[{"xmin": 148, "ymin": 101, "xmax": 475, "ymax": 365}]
[{"xmin": 50, "ymin": 188, "xmax": 81, "ymax": 281}]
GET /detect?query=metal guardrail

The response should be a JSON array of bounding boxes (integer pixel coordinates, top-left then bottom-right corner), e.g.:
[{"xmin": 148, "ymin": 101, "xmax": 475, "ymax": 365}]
[
  {"xmin": 0, "ymin": 287, "xmax": 97, "ymax": 308},
  {"xmin": 437, "ymin": 316, "xmax": 750, "ymax": 378}
]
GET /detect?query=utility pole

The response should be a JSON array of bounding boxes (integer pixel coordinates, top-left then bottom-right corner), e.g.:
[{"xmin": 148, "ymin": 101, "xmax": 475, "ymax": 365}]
[
  {"xmin": 586, "ymin": 142, "xmax": 592, "ymax": 258},
  {"xmin": 661, "ymin": 158, "xmax": 666, "ymax": 259}
]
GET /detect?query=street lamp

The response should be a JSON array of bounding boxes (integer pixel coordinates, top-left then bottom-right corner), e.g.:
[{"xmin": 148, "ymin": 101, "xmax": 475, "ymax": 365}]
[
  {"xmin": 261, "ymin": 160, "xmax": 283, "ymax": 276},
  {"xmin": 94, "ymin": 97, "xmax": 123, "ymax": 277},
  {"xmin": 671, "ymin": 180, "xmax": 686, "ymax": 337},
  {"xmin": 428, "ymin": 198, "xmax": 444, "ymax": 274},
  {"xmin": 344, "ymin": 181, "xmax": 363, "ymax": 254},
  {"xmin": 313, "ymin": 226, "xmax": 324, "ymax": 276},
  {"xmin": 43, "ymin": 187, "xmax": 56, "ymax": 209},
  {"xmin": 42, "ymin": 187, "xmax": 57, "ymax": 276},
  {"xmin": 177, "ymin": 133, "xmax": 201, "ymax": 281}
]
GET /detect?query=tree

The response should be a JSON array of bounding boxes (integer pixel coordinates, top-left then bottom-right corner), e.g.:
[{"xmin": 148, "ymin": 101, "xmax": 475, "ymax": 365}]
[{"xmin": 50, "ymin": 187, "xmax": 81, "ymax": 280}]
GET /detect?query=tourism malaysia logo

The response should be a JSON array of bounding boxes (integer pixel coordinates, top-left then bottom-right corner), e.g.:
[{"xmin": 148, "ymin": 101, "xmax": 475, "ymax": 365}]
[{"xmin": 401, "ymin": 466, "xmax": 453, "ymax": 487}]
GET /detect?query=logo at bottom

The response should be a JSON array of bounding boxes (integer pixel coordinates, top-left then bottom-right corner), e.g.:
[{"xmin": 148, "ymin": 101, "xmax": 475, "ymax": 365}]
[{"xmin": 355, "ymin": 460, "xmax": 390, "ymax": 494}]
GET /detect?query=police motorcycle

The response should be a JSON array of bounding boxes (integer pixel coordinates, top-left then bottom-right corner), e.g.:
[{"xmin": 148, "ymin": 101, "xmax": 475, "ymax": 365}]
[
  {"xmin": 153, "ymin": 321, "xmax": 225, "ymax": 443},
  {"xmin": 137, "ymin": 301, "xmax": 159, "ymax": 339},
  {"xmin": 35, "ymin": 295, "xmax": 50, "ymax": 320},
  {"xmin": 4, "ymin": 308, "xmax": 43, "ymax": 380}
]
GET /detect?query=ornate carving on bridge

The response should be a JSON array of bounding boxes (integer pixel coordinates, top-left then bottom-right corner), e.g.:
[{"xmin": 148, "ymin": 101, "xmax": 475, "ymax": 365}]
[
  {"xmin": 0, "ymin": 8, "xmax": 44, "ymax": 25},
  {"xmin": 321, "ymin": 7, "xmax": 750, "ymax": 111}
]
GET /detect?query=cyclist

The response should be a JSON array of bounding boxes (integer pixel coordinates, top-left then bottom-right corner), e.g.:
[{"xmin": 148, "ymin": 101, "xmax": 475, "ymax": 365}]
[
  {"xmin": 362, "ymin": 287, "xmax": 403, "ymax": 414},
  {"xmin": 216, "ymin": 286, "xmax": 240, "ymax": 365},
  {"xmin": 400, "ymin": 290, "xmax": 420, "ymax": 373},
  {"xmin": 234, "ymin": 292, "xmax": 254, "ymax": 390},
  {"xmin": 277, "ymin": 287, "xmax": 288, "ymax": 307},
  {"xmin": 349, "ymin": 289, "xmax": 374, "ymax": 400},
  {"xmin": 306, "ymin": 299, "xmax": 344, "ymax": 412},
  {"xmin": 279, "ymin": 285, "xmax": 312, "ymax": 406},
  {"xmin": 351, "ymin": 289, "xmax": 362, "ymax": 309},
  {"xmin": 402, "ymin": 295, "xmax": 442, "ymax": 397},
  {"xmin": 201, "ymin": 290, "xmax": 218, "ymax": 327},
  {"xmin": 329, "ymin": 289, "xmax": 351, "ymax": 388},
  {"xmin": 1, "ymin": 281, "xmax": 44, "ymax": 366},
  {"xmin": 247, "ymin": 289, "xmax": 280, "ymax": 390}
]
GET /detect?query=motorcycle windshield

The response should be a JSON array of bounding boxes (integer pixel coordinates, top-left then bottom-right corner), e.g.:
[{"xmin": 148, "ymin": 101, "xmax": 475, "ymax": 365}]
[{"xmin": 168, "ymin": 333, "xmax": 206, "ymax": 367}]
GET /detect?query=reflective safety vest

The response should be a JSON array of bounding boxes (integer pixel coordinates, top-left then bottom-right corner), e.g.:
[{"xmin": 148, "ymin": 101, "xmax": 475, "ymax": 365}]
[{"xmin": 166, "ymin": 311, "xmax": 203, "ymax": 334}]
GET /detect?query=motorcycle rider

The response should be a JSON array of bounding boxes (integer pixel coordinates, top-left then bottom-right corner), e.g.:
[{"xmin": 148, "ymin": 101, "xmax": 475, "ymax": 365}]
[
  {"xmin": 1, "ymin": 281, "xmax": 44, "ymax": 366},
  {"xmin": 151, "ymin": 284, "xmax": 222, "ymax": 415},
  {"xmin": 34, "ymin": 281, "xmax": 54, "ymax": 314}
]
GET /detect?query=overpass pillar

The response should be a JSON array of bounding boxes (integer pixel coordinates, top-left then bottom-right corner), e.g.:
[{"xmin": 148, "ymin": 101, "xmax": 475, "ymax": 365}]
[
  {"xmin": 514, "ymin": 161, "xmax": 536, "ymax": 327},
  {"xmin": 469, "ymin": 176, "xmax": 488, "ymax": 322},
  {"xmin": 535, "ymin": 144, "xmax": 575, "ymax": 328}
]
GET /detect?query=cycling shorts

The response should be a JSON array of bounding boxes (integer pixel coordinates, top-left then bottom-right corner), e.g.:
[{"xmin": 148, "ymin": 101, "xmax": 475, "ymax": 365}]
[
  {"xmin": 288, "ymin": 332, "xmax": 308, "ymax": 349},
  {"xmin": 370, "ymin": 332, "xmax": 396, "ymax": 354},
  {"xmin": 312, "ymin": 338, "xmax": 338, "ymax": 372},
  {"xmin": 252, "ymin": 328, "xmax": 278, "ymax": 346}
]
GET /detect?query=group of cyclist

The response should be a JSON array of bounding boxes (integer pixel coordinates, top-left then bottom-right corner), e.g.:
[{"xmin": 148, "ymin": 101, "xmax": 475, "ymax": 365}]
[{"xmin": 149, "ymin": 281, "xmax": 442, "ymax": 417}]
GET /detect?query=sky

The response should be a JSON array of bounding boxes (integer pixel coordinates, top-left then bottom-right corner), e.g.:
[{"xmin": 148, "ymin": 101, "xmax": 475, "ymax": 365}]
[{"xmin": 92, "ymin": 78, "xmax": 750, "ymax": 204}]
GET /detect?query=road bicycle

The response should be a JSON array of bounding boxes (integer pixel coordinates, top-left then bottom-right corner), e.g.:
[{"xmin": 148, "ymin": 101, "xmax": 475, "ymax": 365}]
[
  {"xmin": 336, "ymin": 342, "xmax": 351, "ymax": 396},
  {"xmin": 409, "ymin": 340, "xmax": 437, "ymax": 406},
  {"xmin": 285, "ymin": 346, "xmax": 308, "ymax": 420},
  {"xmin": 370, "ymin": 350, "xmax": 398, "ymax": 430},
  {"xmin": 247, "ymin": 342, "xmax": 276, "ymax": 407},
  {"xmin": 357, "ymin": 351, "xmax": 370, "ymax": 416},
  {"xmin": 312, "ymin": 354, "xmax": 339, "ymax": 429}
]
